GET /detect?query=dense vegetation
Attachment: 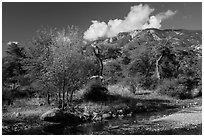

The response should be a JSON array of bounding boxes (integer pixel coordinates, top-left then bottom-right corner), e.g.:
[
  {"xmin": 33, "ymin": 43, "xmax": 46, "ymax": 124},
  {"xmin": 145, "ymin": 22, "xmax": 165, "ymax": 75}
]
[
  {"xmin": 87, "ymin": 28, "xmax": 202, "ymax": 99},
  {"xmin": 2, "ymin": 27, "xmax": 202, "ymax": 110},
  {"xmin": 3, "ymin": 26, "xmax": 99, "ymax": 110}
]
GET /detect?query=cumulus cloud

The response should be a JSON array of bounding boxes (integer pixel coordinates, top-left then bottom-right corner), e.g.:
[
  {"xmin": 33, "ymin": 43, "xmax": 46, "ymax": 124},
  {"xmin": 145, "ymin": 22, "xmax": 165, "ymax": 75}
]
[
  {"xmin": 143, "ymin": 10, "xmax": 177, "ymax": 29},
  {"xmin": 83, "ymin": 21, "xmax": 108, "ymax": 41},
  {"xmin": 7, "ymin": 41, "xmax": 19, "ymax": 45},
  {"xmin": 83, "ymin": 4, "xmax": 177, "ymax": 41}
]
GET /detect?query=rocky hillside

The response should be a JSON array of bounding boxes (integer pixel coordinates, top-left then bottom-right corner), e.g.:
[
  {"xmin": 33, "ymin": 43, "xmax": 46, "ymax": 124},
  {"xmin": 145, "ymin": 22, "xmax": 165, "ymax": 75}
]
[
  {"xmin": 84, "ymin": 28, "xmax": 202, "ymax": 91},
  {"xmin": 89, "ymin": 28, "xmax": 201, "ymax": 61}
]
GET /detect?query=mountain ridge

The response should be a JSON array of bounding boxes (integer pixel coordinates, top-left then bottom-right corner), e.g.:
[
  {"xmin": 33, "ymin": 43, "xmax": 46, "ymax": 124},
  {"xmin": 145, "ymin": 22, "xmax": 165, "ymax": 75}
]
[
  {"xmin": 89, "ymin": 28, "xmax": 202, "ymax": 45},
  {"xmin": 85, "ymin": 28, "xmax": 201, "ymax": 62}
]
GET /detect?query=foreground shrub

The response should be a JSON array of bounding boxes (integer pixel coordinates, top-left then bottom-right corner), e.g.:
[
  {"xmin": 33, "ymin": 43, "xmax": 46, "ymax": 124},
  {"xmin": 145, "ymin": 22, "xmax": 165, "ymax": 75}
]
[
  {"xmin": 156, "ymin": 78, "xmax": 200, "ymax": 99},
  {"xmin": 83, "ymin": 80, "xmax": 109, "ymax": 102}
]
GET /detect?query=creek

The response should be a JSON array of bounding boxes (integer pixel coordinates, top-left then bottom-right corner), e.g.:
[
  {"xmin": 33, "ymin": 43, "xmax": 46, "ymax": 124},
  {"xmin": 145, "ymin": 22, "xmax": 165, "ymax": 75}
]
[{"xmin": 17, "ymin": 108, "xmax": 182, "ymax": 135}]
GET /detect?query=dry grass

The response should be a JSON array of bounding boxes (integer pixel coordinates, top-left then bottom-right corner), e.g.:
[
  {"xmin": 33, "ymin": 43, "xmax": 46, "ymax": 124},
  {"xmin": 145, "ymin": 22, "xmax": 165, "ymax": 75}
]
[
  {"xmin": 108, "ymin": 84, "xmax": 134, "ymax": 97},
  {"xmin": 3, "ymin": 98, "xmax": 54, "ymax": 119},
  {"xmin": 108, "ymin": 84, "xmax": 153, "ymax": 97},
  {"xmin": 79, "ymin": 102, "xmax": 110, "ymax": 114}
]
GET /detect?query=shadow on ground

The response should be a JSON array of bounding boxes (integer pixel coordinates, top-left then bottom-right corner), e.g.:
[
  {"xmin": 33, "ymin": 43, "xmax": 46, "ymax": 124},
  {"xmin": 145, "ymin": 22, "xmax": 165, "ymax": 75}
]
[{"xmin": 80, "ymin": 91, "xmax": 179, "ymax": 114}]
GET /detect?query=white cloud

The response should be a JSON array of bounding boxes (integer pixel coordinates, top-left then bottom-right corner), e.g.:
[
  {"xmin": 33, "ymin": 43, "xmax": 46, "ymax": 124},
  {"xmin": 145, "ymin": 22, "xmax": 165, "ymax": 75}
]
[
  {"xmin": 83, "ymin": 4, "xmax": 177, "ymax": 41},
  {"xmin": 143, "ymin": 10, "xmax": 177, "ymax": 29},
  {"xmin": 7, "ymin": 41, "xmax": 19, "ymax": 45},
  {"xmin": 83, "ymin": 20, "xmax": 108, "ymax": 41}
]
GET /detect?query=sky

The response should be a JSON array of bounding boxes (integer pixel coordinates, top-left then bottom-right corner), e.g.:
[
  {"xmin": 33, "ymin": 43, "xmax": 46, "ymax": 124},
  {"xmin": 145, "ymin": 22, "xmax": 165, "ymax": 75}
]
[{"xmin": 2, "ymin": 2, "xmax": 202, "ymax": 56}]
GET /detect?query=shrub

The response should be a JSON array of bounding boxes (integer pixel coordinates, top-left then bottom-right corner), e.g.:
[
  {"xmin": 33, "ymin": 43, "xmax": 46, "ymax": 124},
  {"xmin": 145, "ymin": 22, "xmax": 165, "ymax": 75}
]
[
  {"xmin": 196, "ymin": 84, "xmax": 202, "ymax": 97},
  {"xmin": 137, "ymin": 75, "xmax": 159, "ymax": 90},
  {"xmin": 178, "ymin": 76, "xmax": 200, "ymax": 90},
  {"xmin": 120, "ymin": 75, "xmax": 158, "ymax": 94},
  {"xmin": 121, "ymin": 77, "xmax": 139, "ymax": 94},
  {"xmin": 103, "ymin": 60, "xmax": 123, "ymax": 85},
  {"xmin": 108, "ymin": 84, "xmax": 135, "ymax": 97},
  {"xmin": 157, "ymin": 78, "xmax": 193, "ymax": 99},
  {"xmin": 157, "ymin": 79, "xmax": 178, "ymax": 98},
  {"xmin": 178, "ymin": 76, "xmax": 201, "ymax": 99},
  {"xmin": 2, "ymin": 87, "xmax": 13, "ymax": 105},
  {"xmin": 83, "ymin": 80, "xmax": 109, "ymax": 102}
]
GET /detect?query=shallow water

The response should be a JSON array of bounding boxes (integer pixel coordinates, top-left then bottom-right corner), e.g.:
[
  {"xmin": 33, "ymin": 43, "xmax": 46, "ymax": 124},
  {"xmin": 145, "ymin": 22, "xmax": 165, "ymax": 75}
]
[{"xmin": 18, "ymin": 108, "xmax": 181, "ymax": 135}]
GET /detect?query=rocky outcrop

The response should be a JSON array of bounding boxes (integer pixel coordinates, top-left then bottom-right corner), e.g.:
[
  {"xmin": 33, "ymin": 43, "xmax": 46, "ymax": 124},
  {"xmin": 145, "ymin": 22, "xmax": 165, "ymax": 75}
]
[{"xmin": 40, "ymin": 108, "xmax": 84, "ymax": 124}]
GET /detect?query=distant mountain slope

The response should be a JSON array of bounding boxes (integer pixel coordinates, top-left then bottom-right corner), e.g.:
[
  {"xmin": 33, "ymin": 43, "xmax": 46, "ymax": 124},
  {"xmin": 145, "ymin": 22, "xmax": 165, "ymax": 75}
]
[{"xmin": 87, "ymin": 28, "xmax": 201, "ymax": 61}]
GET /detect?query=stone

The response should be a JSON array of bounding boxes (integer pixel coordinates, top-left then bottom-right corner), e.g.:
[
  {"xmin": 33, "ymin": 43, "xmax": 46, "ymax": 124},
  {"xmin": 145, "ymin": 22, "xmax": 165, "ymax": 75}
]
[
  {"xmin": 13, "ymin": 112, "xmax": 21, "ymax": 117},
  {"xmin": 112, "ymin": 114, "xmax": 116, "ymax": 118},
  {"xmin": 83, "ymin": 112, "xmax": 90, "ymax": 117},
  {"xmin": 102, "ymin": 113, "xmax": 111, "ymax": 119},
  {"xmin": 40, "ymin": 108, "xmax": 83, "ymax": 124},
  {"xmin": 118, "ymin": 114, "xmax": 124, "ymax": 119},
  {"xmin": 117, "ymin": 109, "xmax": 123, "ymax": 114},
  {"xmin": 16, "ymin": 112, "xmax": 21, "ymax": 117},
  {"xmin": 40, "ymin": 108, "xmax": 64, "ymax": 122},
  {"xmin": 127, "ymin": 112, "xmax": 133, "ymax": 117},
  {"xmin": 82, "ymin": 112, "xmax": 92, "ymax": 121},
  {"xmin": 136, "ymin": 102, "xmax": 143, "ymax": 107},
  {"xmin": 94, "ymin": 116, "xmax": 102, "ymax": 121},
  {"xmin": 92, "ymin": 112, "xmax": 98, "ymax": 120}
]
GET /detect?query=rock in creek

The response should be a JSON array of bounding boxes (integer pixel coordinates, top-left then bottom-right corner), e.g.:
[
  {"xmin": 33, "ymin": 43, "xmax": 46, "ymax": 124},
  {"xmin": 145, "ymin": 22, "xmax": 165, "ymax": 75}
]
[{"xmin": 40, "ymin": 108, "xmax": 84, "ymax": 124}]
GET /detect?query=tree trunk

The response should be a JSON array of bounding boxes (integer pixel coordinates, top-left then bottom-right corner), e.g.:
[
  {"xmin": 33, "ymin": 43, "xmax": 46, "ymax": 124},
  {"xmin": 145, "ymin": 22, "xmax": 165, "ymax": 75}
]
[
  {"xmin": 62, "ymin": 74, "xmax": 66, "ymax": 111},
  {"xmin": 69, "ymin": 89, "xmax": 75, "ymax": 104},
  {"xmin": 98, "ymin": 57, "xmax": 103, "ymax": 77},
  {"xmin": 47, "ymin": 91, "xmax": 50, "ymax": 105},
  {"xmin": 66, "ymin": 90, "xmax": 69, "ymax": 104},
  {"xmin": 62, "ymin": 90, "xmax": 65, "ymax": 111},
  {"xmin": 58, "ymin": 89, "xmax": 61, "ymax": 105},
  {"xmin": 156, "ymin": 55, "xmax": 163, "ymax": 80}
]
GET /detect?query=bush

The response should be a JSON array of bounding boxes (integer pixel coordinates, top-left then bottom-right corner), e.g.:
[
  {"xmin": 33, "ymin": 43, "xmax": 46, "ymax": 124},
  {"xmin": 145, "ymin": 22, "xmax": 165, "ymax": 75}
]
[
  {"xmin": 103, "ymin": 60, "xmax": 123, "ymax": 85},
  {"xmin": 157, "ymin": 78, "xmax": 193, "ymax": 99},
  {"xmin": 2, "ymin": 87, "xmax": 13, "ymax": 105},
  {"xmin": 196, "ymin": 84, "xmax": 202, "ymax": 97},
  {"xmin": 138, "ymin": 75, "xmax": 158, "ymax": 90},
  {"xmin": 120, "ymin": 75, "xmax": 158, "ymax": 94},
  {"xmin": 121, "ymin": 77, "xmax": 139, "ymax": 94},
  {"xmin": 108, "ymin": 84, "xmax": 134, "ymax": 97},
  {"xmin": 83, "ymin": 80, "xmax": 109, "ymax": 102},
  {"xmin": 157, "ymin": 79, "xmax": 178, "ymax": 98},
  {"xmin": 178, "ymin": 76, "xmax": 201, "ymax": 99}
]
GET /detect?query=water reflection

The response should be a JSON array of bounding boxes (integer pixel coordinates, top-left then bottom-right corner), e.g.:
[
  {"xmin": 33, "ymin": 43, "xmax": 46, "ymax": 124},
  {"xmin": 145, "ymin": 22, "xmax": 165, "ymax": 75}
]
[{"xmin": 42, "ymin": 121, "xmax": 108, "ymax": 134}]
